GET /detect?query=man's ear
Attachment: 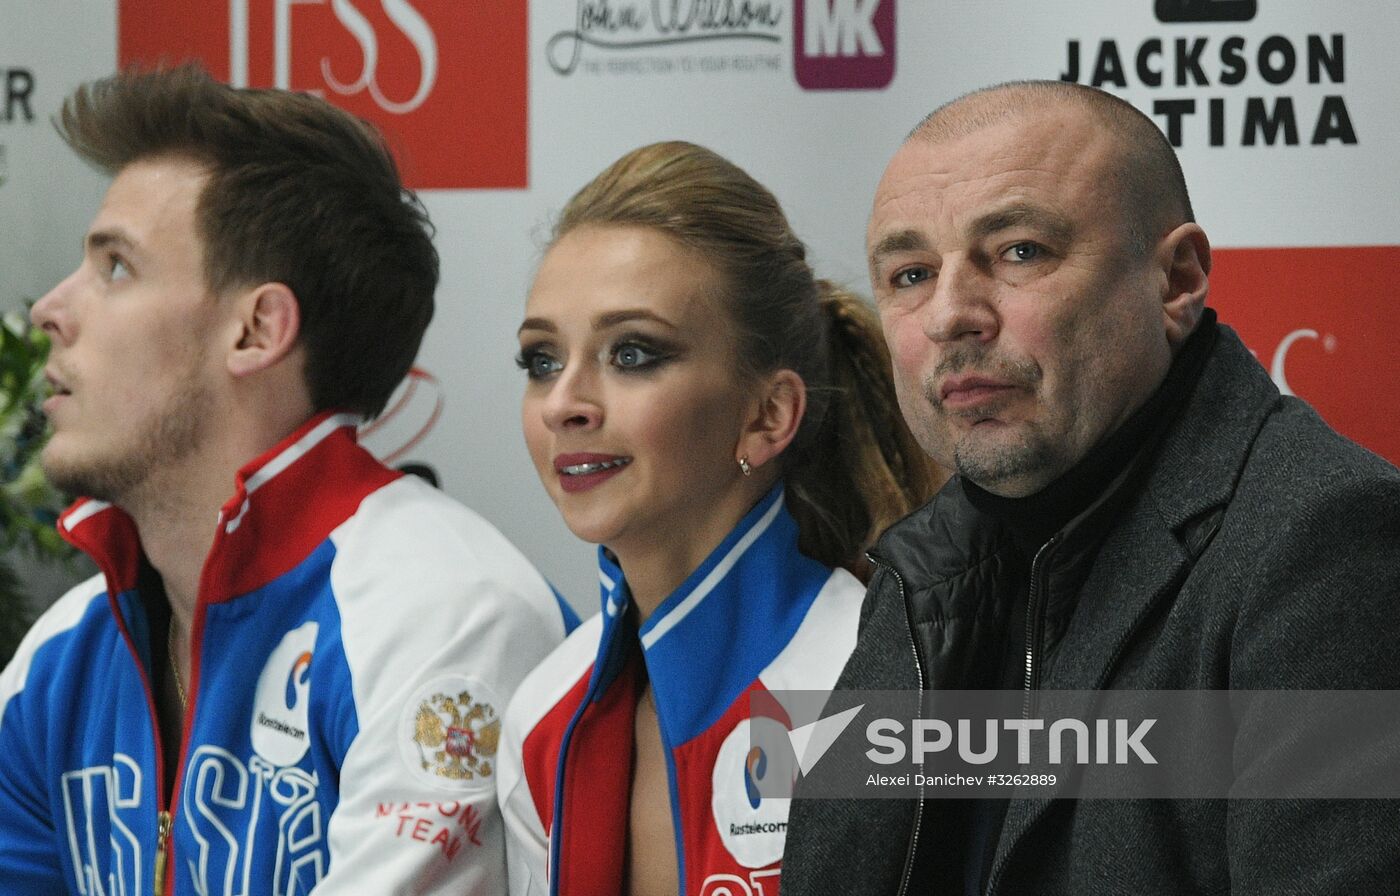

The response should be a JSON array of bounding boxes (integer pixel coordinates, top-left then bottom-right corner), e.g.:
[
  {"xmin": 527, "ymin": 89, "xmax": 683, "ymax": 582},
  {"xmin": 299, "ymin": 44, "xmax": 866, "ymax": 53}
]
[
  {"xmin": 1158, "ymin": 222, "xmax": 1211, "ymax": 349},
  {"xmin": 736, "ymin": 369, "xmax": 806, "ymax": 473},
  {"xmin": 227, "ymin": 283, "xmax": 301, "ymax": 378}
]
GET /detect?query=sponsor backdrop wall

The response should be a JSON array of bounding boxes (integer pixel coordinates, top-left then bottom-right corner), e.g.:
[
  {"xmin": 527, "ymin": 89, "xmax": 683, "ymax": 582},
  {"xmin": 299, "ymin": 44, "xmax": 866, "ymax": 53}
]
[{"xmin": 3, "ymin": 1, "xmax": 1396, "ymax": 612}]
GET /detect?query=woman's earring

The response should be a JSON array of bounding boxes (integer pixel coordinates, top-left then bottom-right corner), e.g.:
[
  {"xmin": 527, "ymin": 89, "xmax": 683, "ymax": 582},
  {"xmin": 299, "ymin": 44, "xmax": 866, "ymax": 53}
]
[{"xmin": 738, "ymin": 456, "xmax": 753, "ymax": 477}]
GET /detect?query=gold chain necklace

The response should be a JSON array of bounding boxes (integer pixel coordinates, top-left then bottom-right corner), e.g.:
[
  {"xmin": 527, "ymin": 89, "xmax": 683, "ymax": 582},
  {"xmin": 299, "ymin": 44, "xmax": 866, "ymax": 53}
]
[{"xmin": 167, "ymin": 623, "xmax": 188, "ymax": 708}]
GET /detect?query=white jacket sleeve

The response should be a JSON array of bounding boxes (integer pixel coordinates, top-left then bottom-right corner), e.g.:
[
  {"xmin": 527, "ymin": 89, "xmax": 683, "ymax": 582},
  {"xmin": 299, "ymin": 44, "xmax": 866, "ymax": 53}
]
[{"xmin": 313, "ymin": 479, "xmax": 566, "ymax": 894}]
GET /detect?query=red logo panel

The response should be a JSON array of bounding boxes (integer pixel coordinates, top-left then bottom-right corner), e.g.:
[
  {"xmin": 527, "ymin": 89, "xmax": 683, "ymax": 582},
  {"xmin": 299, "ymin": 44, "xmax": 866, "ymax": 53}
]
[
  {"xmin": 794, "ymin": 0, "xmax": 896, "ymax": 90},
  {"xmin": 118, "ymin": 1, "xmax": 526, "ymax": 189},
  {"xmin": 1211, "ymin": 245, "xmax": 1400, "ymax": 465}
]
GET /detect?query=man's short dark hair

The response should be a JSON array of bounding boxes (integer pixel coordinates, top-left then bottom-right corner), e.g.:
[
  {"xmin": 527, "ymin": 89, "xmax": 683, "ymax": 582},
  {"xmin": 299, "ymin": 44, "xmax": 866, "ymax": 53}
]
[{"xmin": 56, "ymin": 64, "xmax": 438, "ymax": 419}]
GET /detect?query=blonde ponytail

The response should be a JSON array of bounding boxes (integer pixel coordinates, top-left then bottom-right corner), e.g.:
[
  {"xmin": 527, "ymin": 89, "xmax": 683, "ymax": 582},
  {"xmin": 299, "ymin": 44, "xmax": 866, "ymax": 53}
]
[{"xmin": 784, "ymin": 284, "xmax": 946, "ymax": 577}]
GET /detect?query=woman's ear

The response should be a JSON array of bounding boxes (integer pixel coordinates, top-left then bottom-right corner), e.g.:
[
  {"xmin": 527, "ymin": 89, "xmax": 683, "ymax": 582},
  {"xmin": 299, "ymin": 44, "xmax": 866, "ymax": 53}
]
[
  {"xmin": 226, "ymin": 282, "xmax": 301, "ymax": 378},
  {"xmin": 736, "ymin": 369, "xmax": 806, "ymax": 472}
]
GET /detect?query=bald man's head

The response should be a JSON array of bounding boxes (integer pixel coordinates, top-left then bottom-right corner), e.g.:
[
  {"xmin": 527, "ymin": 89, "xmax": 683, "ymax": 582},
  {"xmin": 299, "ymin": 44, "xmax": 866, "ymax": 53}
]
[
  {"xmin": 912, "ymin": 81, "xmax": 1194, "ymax": 255},
  {"xmin": 869, "ymin": 79, "xmax": 1213, "ymax": 496}
]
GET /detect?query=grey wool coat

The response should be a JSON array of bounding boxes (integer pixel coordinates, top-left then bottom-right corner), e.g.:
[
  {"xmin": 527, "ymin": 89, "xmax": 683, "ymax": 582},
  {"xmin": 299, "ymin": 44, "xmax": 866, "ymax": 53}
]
[{"xmin": 780, "ymin": 325, "xmax": 1400, "ymax": 895}]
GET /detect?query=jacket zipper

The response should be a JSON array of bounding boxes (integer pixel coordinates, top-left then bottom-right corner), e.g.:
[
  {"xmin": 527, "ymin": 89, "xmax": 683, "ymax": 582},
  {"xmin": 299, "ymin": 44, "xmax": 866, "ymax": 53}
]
[
  {"xmin": 154, "ymin": 810, "xmax": 173, "ymax": 895},
  {"xmin": 1020, "ymin": 536, "xmax": 1059, "ymax": 720},
  {"xmin": 100, "ymin": 562, "xmax": 180, "ymax": 896},
  {"xmin": 983, "ymin": 536, "xmax": 1061, "ymax": 896},
  {"xmin": 546, "ymin": 679, "xmax": 599, "ymax": 896},
  {"xmin": 157, "ymin": 609, "xmax": 201, "ymax": 896},
  {"xmin": 653, "ymin": 693, "xmax": 688, "ymax": 895},
  {"xmin": 868, "ymin": 554, "xmax": 926, "ymax": 896},
  {"xmin": 154, "ymin": 655, "xmax": 189, "ymax": 896}
]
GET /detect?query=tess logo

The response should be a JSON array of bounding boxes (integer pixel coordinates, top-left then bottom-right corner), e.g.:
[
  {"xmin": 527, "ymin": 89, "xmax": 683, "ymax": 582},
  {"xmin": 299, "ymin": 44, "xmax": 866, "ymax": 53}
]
[
  {"xmin": 794, "ymin": 0, "xmax": 896, "ymax": 91},
  {"xmin": 117, "ymin": 0, "xmax": 527, "ymax": 189}
]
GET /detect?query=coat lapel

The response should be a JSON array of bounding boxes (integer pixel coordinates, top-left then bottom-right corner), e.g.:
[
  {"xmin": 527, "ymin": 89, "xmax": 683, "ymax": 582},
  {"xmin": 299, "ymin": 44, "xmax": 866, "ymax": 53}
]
[{"xmin": 988, "ymin": 326, "xmax": 1281, "ymax": 887}]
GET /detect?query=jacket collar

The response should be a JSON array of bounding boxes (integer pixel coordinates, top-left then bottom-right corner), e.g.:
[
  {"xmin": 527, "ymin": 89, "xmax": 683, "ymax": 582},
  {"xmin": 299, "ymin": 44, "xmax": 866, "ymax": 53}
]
[
  {"xmin": 590, "ymin": 485, "xmax": 833, "ymax": 747},
  {"xmin": 58, "ymin": 410, "xmax": 399, "ymax": 604},
  {"xmin": 1046, "ymin": 326, "xmax": 1281, "ymax": 683},
  {"xmin": 1141, "ymin": 324, "xmax": 1281, "ymax": 532}
]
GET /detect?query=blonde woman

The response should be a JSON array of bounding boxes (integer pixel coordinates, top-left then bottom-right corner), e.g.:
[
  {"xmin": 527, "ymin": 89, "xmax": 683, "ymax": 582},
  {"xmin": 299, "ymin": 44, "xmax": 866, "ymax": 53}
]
[{"xmin": 497, "ymin": 142, "xmax": 944, "ymax": 895}]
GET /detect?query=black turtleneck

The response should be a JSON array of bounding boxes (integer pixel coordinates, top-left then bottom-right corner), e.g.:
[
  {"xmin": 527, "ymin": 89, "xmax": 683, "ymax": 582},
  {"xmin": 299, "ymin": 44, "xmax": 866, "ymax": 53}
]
[{"xmin": 955, "ymin": 310, "xmax": 1219, "ymax": 896}]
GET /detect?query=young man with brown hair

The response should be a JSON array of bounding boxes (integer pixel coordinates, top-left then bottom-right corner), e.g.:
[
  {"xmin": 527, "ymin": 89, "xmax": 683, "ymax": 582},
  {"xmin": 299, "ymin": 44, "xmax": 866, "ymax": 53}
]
[{"xmin": 0, "ymin": 66, "xmax": 572, "ymax": 895}]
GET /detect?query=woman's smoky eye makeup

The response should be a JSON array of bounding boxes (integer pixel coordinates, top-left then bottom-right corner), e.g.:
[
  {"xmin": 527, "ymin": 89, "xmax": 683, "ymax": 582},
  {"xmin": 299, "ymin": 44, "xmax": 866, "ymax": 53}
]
[
  {"xmin": 515, "ymin": 343, "xmax": 561, "ymax": 380},
  {"xmin": 609, "ymin": 332, "xmax": 679, "ymax": 372},
  {"xmin": 515, "ymin": 323, "xmax": 684, "ymax": 381}
]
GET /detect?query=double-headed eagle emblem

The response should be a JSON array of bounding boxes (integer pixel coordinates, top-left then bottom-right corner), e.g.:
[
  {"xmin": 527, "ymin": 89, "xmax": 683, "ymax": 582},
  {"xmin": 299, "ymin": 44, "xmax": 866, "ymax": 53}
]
[{"xmin": 412, "ymin": 689, "xmax": 500, "ymax": 781}]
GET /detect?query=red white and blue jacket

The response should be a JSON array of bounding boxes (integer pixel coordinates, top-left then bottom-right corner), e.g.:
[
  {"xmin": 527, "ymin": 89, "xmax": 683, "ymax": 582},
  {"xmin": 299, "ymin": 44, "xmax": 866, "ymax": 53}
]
[
  {"xmin": 498, "ymin": 486, "xmax": 863, "ymax": 896},
  {"xmin": 0, "ymin": 412, "xmax": 575, "ymax": 895}
]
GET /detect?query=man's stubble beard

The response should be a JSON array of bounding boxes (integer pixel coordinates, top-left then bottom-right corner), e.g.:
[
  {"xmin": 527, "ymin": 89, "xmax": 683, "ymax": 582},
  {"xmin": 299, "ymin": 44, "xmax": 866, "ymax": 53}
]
[
  {"xmin": 950, "ymin": 420, "xmax": 1058, "ymax": 497},
  {"xmin": 44, "ymin": 379, "xmax": 213, "ymax": 506},
  {"xmin": 915, "ymin": 348, "xmax": 1062, "ymax": 498}
]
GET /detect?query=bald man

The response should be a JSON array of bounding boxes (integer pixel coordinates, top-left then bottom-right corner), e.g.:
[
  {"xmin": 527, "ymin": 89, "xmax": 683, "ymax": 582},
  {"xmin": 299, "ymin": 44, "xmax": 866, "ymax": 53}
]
[{"xmin": 781, "ymin": 81, "xmax": 1400, "ymax": 895}]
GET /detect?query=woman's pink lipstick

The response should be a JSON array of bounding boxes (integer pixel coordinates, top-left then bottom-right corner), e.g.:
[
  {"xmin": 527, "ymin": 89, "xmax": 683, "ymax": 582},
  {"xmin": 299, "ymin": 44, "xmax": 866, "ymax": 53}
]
[{"xmin": 554, "ymin": 453, "xmax": 632, "ymax": 493}]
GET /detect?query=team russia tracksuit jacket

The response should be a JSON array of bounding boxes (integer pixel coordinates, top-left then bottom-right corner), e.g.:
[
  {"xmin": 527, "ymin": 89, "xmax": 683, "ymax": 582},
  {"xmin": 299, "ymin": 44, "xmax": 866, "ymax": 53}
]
[
  {"xmin": 499, "ymin": 486, "xmax": 864, "ymax": 896},
  {"xmin": 0, "ymin": 411, "xmax": 573, "ymax": 895}
]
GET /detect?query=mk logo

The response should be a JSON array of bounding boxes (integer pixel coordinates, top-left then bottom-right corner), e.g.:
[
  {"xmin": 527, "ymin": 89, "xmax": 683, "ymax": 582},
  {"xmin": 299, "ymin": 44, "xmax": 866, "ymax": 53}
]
[{"xmin": 794, "ymin": 0, "xmax": 896, "ymax": 90}]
